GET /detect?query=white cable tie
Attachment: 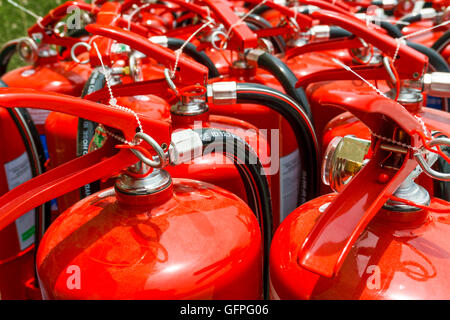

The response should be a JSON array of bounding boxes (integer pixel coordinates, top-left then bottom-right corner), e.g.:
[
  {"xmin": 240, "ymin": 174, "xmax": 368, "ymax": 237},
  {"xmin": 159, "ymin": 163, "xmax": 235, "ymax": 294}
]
[
  {"xmin": 92, "ymin": 42, "xmax": 144, "ymax": 144},
  {"xmin": 392, "ymin": 20, "xmax": 450, "ymax": 61},
  {"xmin": 170, "ymin": 19, "xmax": 214, "ymax": 78},
  {"xmin": 224, "ymin": 0, "xmax": 269, "ymax": 43},
  {"xmin": 331, "ymin": 58, "xmax": 389, "ymax": 98},
  {"xmin": 7, "ymin": 0, "xmax": 44, "ymax": 28},
  {"xmin": 127, "ymin": 3, "xmax": 151, "ymax": 30}
]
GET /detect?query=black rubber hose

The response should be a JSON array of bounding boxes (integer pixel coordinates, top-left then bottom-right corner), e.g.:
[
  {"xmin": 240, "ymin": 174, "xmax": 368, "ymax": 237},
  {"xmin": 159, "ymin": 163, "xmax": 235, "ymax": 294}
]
[
  {"xmin": 406, "ymin": 41, "xmax": 449, "ymax": 72},
  {"xmin": 432, "ymin": 132, "xmax": 450, "ymax": 201},
  {"xmin": 59, "ymin": 28, "xmax": 90, "ymax": 56},
  {"xmin": 165, "ymin": 38, "xmax": 220, "ymax": 78},
  {"xmin": 330, "ymin": 26, "xmax": 352, "ymax": 39},
  {"xmin": 251, "ymin": 4, "xmax": 271, "ymax": 16},
  {"xmin": 234, "ymin": 83, "xmax": 319, "ymax": 204},
  {"xmin": 379, "ymin": 21, "xmax": 404, "ymax": 38},
  {"xmin": 252, "ymin": 51, "xmax": 313, "ymax": 119},
  {"xmin": 0, "ymin": 42, "xmax": 17, "ymax": 77},
  {"xmin": 193, "ymin": 127, "xmax": 272, "ymax": 300},
  {"xmin": 432, "ymin": 30, "xmax": 450, "ymax": 54},
  {"xmin": 397, "ymin": 14, "xmax": 421, "ymax": 31},
  {"xmin": 244, "ymin": 13, "xmax": 286, "ymax": 54},
  {"xmin": 245, "ymin": 21, "xmax": 259, "ymax": 31},
  {"xmin": 77, "ymin": 68, "xmax": 106, "ymax": 199},
  {"xmin": 68, "ymin": 28, "xmax": 90, "ymax": 38}
]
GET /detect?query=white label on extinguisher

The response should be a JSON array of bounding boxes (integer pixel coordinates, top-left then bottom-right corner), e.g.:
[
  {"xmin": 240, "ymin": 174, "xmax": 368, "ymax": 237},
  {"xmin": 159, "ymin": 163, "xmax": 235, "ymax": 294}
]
[
  {"xmin": 4, "ymin": 152, "xmax": 36, "ymax": 250},
  {"xmin": 279, "ymin": 149, "xmax": 300, "ymax": 222},
  {"xmin": 26, "ymin": 108, "xmax": 51, "ymax": 126}
]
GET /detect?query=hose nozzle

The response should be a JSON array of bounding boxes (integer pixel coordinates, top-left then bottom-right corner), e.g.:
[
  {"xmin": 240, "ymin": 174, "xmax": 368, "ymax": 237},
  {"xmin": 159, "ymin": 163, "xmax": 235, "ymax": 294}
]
[{"xmin": 423, "ymin": 72, "xmax": 450, "ymax": 98}]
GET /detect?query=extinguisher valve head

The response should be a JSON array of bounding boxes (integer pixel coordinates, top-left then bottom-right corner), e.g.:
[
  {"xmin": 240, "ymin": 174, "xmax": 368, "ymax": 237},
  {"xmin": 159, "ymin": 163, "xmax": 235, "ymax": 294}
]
[
  {"xmin": 385, "ymin": 87, "xmax": 423, "ymax": 110},
  {"xmin": 384, "ymin": 182, "xmax": 430, "ymax": 212},
  {"xmin": 206, "ymin": 82, "xmax": 237, "ymax": 105},
  {"xmin": 171, "ymin": 98, "xmax": 208, "ymax": 116},
  {"xmin": 171, "ymin": 85, "xmax": 209, "ymax": 116},
  {"xmin": 115, "ymin": 169, "xmax": 172, "ymax": 196}
]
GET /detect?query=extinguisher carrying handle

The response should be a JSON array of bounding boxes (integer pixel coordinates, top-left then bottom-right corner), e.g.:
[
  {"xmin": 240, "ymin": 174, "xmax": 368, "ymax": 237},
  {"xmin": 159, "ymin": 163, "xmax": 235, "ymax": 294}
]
[
  {"xmin": 123, "ymin": 0, "xmax": 210, "ymax": 19},
  {"xmin": 27, "ymin": 1, "xmax": 148, "ymax": 47},
  {"xmin": 83, "ymin": 78, "xmax": 174, "ymax": 103},
  {"xmin": 297, "ymin": 0, "xmax": 354, "ymax": 16},
  {"xmin": 296, "ymin": 92, "xmax": 438, "ymax": 278},
  {"xmin": 25, "ymin": 1, "xmax": 94, "ymax": 50},
  {"xmin": 292, "ymin": 10, "xmax": 428, "ymax": 87},
  {"xmin": 85, "ymin": 24, "xmax": 208, "ymax": 86},
  {"xmin": 228, "ymin": 0, "xmax": 314, "ymax": 31},
  {"xmin": 200, "ymin": 0, "xmax": 259, "ymax": 51},
  {"xmin": 0, "ymin": 88, "xmax": 171, "ymax": 231},
  {"xmin": 0, "ymin": 88, "xmax": 170, "ymax": 142},
  {"xmin": 85, "ymin": 2, "xmax": 124, "ymax": 67}
]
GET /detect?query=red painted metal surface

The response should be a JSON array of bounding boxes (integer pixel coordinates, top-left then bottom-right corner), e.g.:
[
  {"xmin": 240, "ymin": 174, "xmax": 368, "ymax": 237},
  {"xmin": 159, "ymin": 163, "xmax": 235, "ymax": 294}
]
[
  {"xmin": 85, "ymin": 23, "xmax": 208, "ymax": 86},
  {"xmin": 0, "ymin": 107, "xmax": 37, "ymax": 299},
  {"xmin": 295, "ymin": 11, "xmax": 428, "ymax": 88},
  {"xmin": 0, "ymin": 88, "xmax": 171, "ymax": 230},
  {"xmin": 203, "ymin": 0, "xmax": 258, "ymax": 51},
  {"xmin": 1, "ymin": 62, "xmax": 91, "ymax": 134},
  {"xmin": 36, "ymin": 178, "xmax": 262, "ymax": 299},
  {"xmin": 44, "ymin": 112, "xmax": 80, "ymax": 217},
  {"xmin": 307, "ymin": 80, "xmax": 390, "ymax": 154},
  {"xmin": 0, "ymin": 0, "xmax": 448, "ymax": 301},
  {"xmin": 320, "ymin": 109, "xmax": 443, "ymax": 198},
  {"xmin": 45, "ymin": 93, "xmax": 272, "ymax": 218},
  {"xmin": 269, "ymin": 87, "xmax": 450, "ymax": 299},
  {"xmin": 270, "ymin": 194, "xmax": 450, "ymax": 299},
  {"xmin": 208, "ymin": 72, "xmax": 299, "ymax": 227}
]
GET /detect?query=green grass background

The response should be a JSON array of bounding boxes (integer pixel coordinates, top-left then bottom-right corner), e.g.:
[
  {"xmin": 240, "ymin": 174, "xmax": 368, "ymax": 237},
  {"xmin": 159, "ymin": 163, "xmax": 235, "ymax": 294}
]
[
  {"xmin": 0, "ymin": 0, "xmax": 68, "ymax": 43},
  {"xmin": 0, "ymin": 0, "xmax": 67, "ymax": 69}
]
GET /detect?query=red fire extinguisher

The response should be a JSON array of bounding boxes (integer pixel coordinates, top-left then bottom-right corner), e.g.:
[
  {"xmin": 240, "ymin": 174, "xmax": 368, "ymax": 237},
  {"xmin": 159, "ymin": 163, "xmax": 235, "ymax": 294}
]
[
  {"xmin": 0, "ymin": 82, "xmax": 48, "ymax": 299},
  {"xmin": 120, "ymin": 0, "xmax": 319, "ymax": 227},
  {"xmin": 0, "ymin": 1, "xmax": 151, "ymax": 133},
  {"xmin": 47, "ymin": 77, "xmax": 274, "ymax": 219},
  {"xmin": 154, "ymin": 0, "xmax": 318, "ymax": 224},
  {"xmin": 41, "ymin": 25, "xmax": 273, "ymax": 215},
  {"xmin": 270, "ymin": 92, "xmax": 450, "ymax": 300},
  {"xmin": 0, "ymin": 87, "xmax": 272, "ymax": 299},
  {"xmin": 291, "ymin": 10, "xmax": 435, "ymax": 144},
  {"xmin": 288, "ymin": 10, "xmax": 449, "ymax": 153},
  {"xmin": 54, "ymin": 23, "xmax": 318, "ymax": 230},
  {"xmin": 0, "ymin": 1, "xmax": 139, "ymax": 222}
]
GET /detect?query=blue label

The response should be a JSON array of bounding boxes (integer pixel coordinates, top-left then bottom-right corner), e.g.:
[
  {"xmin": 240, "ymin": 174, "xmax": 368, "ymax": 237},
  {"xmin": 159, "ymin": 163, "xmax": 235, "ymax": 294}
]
[
  {"xmin": 426, "ymin": 95, "xmax": 443, "ymax": 110},
  {"xmin": 40, "ymin": 134, "xmax": 59, "ymax": 212},
  {"xmin": 40, "ymin": 134, "xmax": 49, "ymax": 159}
]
